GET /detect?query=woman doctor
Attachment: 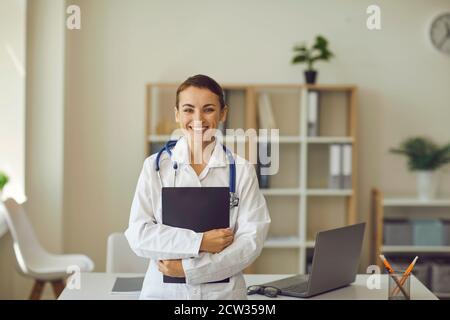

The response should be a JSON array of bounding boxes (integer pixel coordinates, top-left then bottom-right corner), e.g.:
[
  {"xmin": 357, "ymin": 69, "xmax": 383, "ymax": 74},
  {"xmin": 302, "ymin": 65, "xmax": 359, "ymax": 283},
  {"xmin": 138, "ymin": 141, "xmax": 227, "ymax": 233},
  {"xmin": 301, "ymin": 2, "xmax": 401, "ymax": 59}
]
[{"xmin": 125, "ymin": 74, "xmax": 271, "ymax": 300}]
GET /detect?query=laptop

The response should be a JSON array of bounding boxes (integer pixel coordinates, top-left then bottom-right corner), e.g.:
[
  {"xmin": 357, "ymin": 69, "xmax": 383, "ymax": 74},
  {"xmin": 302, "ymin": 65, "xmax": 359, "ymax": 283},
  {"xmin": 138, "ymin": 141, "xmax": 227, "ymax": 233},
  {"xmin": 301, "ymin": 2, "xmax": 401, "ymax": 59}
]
[{"xmin": 261, "ymin": 222, "xmax": 366, "ymax": 298}]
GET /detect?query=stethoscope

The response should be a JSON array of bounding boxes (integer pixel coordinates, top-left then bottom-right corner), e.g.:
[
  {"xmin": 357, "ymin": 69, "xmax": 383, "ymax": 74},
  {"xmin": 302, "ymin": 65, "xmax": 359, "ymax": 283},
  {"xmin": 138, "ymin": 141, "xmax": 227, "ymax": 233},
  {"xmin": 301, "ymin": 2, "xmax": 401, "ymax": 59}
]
[{"xmin": 155, "ymin": 139, "xmax": 239, "ymax": 208}]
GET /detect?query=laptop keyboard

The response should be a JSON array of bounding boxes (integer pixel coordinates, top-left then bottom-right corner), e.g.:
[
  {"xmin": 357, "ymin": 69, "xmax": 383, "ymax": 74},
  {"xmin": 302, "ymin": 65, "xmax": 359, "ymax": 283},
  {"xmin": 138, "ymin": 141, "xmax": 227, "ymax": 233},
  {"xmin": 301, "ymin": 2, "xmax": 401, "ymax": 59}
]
[{"xmin": 284, "ymin": 281, "xmax": 308, "ymax": 293}]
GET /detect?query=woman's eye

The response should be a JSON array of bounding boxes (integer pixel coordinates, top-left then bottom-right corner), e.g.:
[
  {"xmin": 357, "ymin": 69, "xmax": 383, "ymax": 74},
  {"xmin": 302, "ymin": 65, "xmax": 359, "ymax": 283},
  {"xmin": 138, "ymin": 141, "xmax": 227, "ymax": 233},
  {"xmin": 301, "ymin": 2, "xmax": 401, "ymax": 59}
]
[
  {"xmin": 204, "ymin": 108, "xmax": 214, "ymax": 113},
  {"xmin": 183, "ymin": 109, "xmax": 193, "ymax": 113}
]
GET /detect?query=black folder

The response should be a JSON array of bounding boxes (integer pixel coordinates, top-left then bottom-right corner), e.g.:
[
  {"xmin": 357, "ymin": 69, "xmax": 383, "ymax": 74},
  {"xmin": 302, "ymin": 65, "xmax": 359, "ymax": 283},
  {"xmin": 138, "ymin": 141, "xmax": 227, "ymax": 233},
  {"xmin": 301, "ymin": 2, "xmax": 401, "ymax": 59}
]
[{"xmin": 162, "ymin": 187, "xmax": 230, "ymax": 284}]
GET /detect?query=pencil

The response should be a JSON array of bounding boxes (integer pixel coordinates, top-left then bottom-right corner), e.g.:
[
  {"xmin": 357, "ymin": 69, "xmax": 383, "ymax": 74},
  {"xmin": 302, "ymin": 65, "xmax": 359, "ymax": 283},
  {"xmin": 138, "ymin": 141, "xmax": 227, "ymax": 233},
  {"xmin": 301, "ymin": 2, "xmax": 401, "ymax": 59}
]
[
  {"xmin": 392, "ymin": 256, "xmax": 418, "ymax": 296},
  {"xmin": 379, "ymin": 255, "xmax": 410, "ymax": 299}
]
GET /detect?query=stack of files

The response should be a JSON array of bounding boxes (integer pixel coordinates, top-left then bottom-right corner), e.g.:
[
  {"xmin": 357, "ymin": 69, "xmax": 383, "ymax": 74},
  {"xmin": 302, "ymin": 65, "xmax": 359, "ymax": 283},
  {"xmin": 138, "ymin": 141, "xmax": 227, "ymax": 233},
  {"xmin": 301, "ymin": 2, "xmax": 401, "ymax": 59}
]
[{"xmin": 328, "ymin": 144, "xmax": 352, "ymax": 189}]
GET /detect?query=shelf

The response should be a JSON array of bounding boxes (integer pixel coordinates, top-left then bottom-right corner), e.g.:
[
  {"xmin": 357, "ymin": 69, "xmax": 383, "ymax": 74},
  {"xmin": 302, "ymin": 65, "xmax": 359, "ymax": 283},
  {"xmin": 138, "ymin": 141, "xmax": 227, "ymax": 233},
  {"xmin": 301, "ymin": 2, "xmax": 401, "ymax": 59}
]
[
  {"xmin": 382, "ymin": 245, "xmax": 450, "ymax": 253},
  {"xmin": 260, "ymin": 189, "xmax": 352, "ymax": 196},
  {"xmin": 304, "ymin": 84, "xmax": 356, "ymax": 92},
  {"xmin": 383, "ymin": 198, "xmax": 450, "ymax": 207},
  {"xmin": 276, "ymin": 136, "xmax": 302, "ymax": 143},
  {"xmin": 306, "ymin": 137, "xmax": 354, "ymax": 144},
  {"xmin": 261, "ymin": 188, "xmax": 301, "ymax": 196},
  {"xmin": 304, "ymin": 241, "xmax": 316, "ymax": 248},
  {"xmin": 306, "ymin": 189, "xmax": 353, "ymax": 196},
  {"xmin": 264, "ymin": 237, "xmax": 301, "ymax": 248}
]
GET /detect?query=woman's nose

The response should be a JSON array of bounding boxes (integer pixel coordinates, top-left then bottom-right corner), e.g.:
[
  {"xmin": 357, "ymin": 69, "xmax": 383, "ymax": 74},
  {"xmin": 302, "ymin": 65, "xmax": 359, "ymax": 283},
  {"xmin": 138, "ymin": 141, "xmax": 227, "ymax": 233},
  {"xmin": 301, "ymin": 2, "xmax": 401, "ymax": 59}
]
[{"xmin": 193, "ymin": 110, "xmax": 204, "ymax": 122}]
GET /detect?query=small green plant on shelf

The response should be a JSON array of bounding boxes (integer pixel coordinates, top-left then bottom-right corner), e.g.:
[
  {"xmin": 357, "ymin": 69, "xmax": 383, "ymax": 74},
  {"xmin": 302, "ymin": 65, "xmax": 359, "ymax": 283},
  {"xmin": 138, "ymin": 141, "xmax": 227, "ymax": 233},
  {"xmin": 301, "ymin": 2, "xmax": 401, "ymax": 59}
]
[
  {"xmin": 390, "ymin": 137, "xmax": 450, "ymax": 171},
  {"xmin": 390, "ymin": 137, "xmax": 450, "ymax": 200},
  {"xmin": 291, "ymin": 35, "xmax": 334, "ymax": 84},
  {"xmin": 0, "ymin": 171, "xmax": 9, "ymax": 193}
]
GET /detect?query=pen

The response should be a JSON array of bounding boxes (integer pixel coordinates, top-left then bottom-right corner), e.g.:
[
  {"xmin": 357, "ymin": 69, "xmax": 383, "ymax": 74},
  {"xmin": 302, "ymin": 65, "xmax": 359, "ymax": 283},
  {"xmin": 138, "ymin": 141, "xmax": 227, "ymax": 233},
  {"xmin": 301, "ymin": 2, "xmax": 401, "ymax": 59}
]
[
  {"xmin": 392, "ymin": 256, "xmax": 418, "ymax": 296},
  {"xmin": 379, "ymin": 255, "xmax": 410, "ymax": 299}
]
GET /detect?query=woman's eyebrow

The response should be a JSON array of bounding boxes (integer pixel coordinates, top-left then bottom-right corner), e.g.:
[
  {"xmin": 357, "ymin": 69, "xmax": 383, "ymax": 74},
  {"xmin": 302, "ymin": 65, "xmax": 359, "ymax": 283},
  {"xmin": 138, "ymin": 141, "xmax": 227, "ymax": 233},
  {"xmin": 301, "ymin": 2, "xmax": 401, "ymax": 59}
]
[{"xmin": 181, "ymin": 103, "xmax": 216, "ymax": 108}]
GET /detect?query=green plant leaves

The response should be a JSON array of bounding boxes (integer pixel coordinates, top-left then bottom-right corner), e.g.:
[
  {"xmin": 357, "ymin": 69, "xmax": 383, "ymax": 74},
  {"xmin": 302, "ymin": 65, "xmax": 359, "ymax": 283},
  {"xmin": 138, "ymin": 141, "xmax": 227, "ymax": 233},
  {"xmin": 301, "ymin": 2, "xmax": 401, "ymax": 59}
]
[
  {"xmin": 390, "ymin": 137, "xmax": 450, "ymax": 171},
  {"xmin": 291, "ymin": 35, "xmax": 334, "ymax": 69},
  {"xmin": 0, "ymin": 171, "xmax": 9, "ymax": 192},
  {"xmin": 292, "ymin": 54, "xmax": 308, "ymax": 64}
]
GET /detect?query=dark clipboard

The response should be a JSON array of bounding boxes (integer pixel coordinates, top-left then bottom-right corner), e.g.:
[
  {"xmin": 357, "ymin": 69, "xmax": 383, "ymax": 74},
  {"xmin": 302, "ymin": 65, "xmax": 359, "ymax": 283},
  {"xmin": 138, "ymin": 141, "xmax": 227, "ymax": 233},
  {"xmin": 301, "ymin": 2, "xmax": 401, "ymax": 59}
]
[{"xmin": 161, "ymin": 187, "xmax": 230, "ymax": 284}]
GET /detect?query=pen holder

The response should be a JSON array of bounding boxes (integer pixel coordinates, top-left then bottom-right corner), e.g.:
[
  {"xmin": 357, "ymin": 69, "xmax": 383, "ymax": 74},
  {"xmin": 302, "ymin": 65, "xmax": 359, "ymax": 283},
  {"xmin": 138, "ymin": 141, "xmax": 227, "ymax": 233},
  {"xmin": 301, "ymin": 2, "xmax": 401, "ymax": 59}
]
[{"xmin": 388, "ymin": 271, "xmax": 411, "ymax": 300}]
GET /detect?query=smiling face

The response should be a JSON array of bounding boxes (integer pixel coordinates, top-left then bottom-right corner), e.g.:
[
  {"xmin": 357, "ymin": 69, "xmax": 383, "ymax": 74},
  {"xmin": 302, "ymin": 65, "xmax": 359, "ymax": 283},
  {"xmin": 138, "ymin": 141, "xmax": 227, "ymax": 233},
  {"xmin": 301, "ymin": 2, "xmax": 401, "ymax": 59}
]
[{"xmin": 175, "ymin": 86, "xmax": 228, "ymax": 146}]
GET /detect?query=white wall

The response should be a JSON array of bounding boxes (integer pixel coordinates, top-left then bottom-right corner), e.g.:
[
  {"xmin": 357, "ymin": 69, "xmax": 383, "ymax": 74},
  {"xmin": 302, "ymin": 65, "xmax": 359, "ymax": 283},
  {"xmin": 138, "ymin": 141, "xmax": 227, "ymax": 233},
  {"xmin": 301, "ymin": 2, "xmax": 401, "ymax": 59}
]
[
  {"xmin": 64, "ymin": 0, "xmax": 450, "ymax": 273},
  {"xmin": 0, "ymin": 0, "xmax": 26, "ymax": 300},
  {"xmin": 0, "ymin": 0, "xmax": 26, "ymax": 203},
  {"xmin": 0, "ymin": 0, "xmax": 65, "ymax": 299}
]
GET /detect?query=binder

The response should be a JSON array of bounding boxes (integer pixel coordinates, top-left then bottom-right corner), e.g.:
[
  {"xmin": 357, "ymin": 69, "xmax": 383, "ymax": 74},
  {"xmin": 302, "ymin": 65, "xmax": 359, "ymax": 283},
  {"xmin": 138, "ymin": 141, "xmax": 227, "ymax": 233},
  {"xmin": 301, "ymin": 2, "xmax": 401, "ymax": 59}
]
[
  {"xmin": 161, "ymin": 187, "xmax": 230, "ymax": 283},
  {"xmin": 342, "ymin": 144, "xmax": 352, "ymax": 189},
  {"xmin": 329, "ymin": 144, "xmax": 341, "ymax": 189},
  {"xmin": 307, "ymin": 91, "xmax": 319, "ymax": 137},
  {"xmin": 258, "ymin": 93, "xmax": 276, "ymax": 130},
  {"xmin": 257, "ymin": 142, "xmax": 271, "ymax": 188}
]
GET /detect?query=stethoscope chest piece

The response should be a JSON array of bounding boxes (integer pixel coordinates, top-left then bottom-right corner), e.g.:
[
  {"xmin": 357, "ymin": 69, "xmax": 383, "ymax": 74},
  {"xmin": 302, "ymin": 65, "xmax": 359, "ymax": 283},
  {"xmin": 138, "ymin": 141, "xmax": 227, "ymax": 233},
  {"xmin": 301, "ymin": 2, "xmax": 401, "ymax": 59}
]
[{"xmin": 230, "ymin": 192, "xmax": 239, "ymax": 208}]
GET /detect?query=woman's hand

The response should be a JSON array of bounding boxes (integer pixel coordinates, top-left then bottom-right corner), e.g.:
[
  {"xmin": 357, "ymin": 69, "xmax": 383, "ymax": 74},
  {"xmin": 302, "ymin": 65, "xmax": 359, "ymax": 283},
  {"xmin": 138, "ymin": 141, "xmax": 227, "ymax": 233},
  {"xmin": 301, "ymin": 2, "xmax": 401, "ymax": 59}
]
[
  {"xmin": 158, "ymin": 259, "xmax": 185, "ymax": 277},
  {"xmin": 200, "ymin": 228, "xmax": 234, "ymax": 253}
]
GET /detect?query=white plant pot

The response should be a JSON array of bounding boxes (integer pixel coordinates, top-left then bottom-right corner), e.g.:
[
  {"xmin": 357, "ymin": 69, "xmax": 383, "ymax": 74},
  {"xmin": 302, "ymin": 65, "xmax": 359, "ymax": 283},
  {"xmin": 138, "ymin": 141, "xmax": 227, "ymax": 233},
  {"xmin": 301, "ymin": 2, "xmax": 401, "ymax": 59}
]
[{"xmin": 416, "ymin": 170, "xmax": 439, "ymax": 201}]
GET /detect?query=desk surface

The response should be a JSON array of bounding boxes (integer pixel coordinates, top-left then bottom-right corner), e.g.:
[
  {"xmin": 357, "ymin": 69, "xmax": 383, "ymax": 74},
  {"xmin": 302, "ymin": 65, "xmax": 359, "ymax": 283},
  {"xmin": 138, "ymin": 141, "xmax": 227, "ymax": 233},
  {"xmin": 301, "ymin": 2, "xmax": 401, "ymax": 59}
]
[{"xmin": 59, "ymin": 273, "xmax": 438, "ymax": 300}]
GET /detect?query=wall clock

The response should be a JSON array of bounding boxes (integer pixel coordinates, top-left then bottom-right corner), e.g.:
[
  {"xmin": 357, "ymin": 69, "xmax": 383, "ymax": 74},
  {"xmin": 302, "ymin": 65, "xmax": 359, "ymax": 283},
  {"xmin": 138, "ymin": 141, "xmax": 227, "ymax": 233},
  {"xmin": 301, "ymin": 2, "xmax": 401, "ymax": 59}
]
[{"xmin": 430, "ymin": 12, "xmax": 450, "ymax": 55}]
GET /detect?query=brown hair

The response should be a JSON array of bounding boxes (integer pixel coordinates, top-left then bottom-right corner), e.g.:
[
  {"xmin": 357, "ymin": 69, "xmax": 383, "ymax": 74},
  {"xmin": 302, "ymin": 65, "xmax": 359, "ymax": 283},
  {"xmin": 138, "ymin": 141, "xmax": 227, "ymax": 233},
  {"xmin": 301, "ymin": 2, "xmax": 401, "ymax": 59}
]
[{"xmin": 176, "ymin": 74, "xmax": 225, "ymax": 110}]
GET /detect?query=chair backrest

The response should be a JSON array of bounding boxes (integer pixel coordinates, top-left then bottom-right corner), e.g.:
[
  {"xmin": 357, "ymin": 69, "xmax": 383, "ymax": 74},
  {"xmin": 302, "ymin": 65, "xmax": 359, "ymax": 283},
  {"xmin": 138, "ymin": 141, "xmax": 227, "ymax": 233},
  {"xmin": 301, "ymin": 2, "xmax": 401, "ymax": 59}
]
[
  {"xmin": 2, "ymin": 198, "xmax": 48, "ymax": 274},
  {"xmin": 106, "ymin": 232, "xmax": 149, "ymax": 273}
]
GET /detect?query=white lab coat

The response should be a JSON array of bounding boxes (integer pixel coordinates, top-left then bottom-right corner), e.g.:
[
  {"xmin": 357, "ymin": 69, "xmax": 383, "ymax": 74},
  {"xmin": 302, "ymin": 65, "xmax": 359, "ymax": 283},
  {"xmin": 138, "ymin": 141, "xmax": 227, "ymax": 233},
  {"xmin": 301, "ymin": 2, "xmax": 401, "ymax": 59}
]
[{"xmin": 125, "ymin": 136, "xmax": 271, "ymax": 299}]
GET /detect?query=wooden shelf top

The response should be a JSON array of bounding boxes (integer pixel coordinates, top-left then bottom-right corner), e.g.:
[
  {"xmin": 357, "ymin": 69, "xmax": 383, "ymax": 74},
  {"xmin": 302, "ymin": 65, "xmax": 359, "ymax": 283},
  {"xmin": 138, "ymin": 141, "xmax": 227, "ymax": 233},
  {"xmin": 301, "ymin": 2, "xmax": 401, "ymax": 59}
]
[{"xmin": 146, "ymin": 83, "xmax": 357, "ymax": 91}]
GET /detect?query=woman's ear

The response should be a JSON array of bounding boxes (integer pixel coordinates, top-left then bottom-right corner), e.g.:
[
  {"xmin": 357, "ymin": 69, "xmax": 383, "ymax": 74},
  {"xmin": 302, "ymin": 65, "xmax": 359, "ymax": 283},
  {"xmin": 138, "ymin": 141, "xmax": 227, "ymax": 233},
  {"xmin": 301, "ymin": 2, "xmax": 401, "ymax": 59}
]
[
  {"xmin": 174, "ymin": 106, "xmax": 180, "ymax": 123},
  {"xmin": 220, "ymin": 105, "xmax": 228, "ymax": 123}
]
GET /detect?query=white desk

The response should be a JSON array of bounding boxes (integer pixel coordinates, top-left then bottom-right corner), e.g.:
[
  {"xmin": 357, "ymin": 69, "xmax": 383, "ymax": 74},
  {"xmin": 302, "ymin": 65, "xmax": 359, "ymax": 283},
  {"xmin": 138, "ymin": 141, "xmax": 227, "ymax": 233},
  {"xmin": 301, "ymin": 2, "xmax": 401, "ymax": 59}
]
[{"xmin": 59, "ymin": 273, "xmax": 438, "ymax": 300}]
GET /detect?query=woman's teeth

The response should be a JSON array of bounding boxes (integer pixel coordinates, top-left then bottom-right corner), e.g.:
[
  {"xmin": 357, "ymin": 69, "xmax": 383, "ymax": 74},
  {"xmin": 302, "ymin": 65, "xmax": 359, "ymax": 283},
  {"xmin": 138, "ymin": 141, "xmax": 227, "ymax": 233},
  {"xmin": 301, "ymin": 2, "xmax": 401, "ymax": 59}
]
[{"xmin": 191, "ymin": 126, "xmax": 207, "ymax": 131}]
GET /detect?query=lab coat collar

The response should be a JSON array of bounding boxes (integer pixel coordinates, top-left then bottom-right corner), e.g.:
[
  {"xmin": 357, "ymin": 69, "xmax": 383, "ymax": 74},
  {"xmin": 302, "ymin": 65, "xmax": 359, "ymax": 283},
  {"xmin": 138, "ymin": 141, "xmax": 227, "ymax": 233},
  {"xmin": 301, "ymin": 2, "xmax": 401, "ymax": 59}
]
[{"xmin": 171, "ymin": 135, "xmax": 227, "ymax": 168}]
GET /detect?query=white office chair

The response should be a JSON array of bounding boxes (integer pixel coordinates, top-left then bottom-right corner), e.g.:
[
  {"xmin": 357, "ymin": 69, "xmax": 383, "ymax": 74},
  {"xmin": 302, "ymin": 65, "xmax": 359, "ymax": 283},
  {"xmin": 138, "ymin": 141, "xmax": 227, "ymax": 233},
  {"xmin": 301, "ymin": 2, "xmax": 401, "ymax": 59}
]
[
  {"xmin": 106, "ymin": 232, "xmax": 149, "ymax": 273},
  {"xmin": 3, "ymin": 198, "xmax": 95, "ymax": 299}
]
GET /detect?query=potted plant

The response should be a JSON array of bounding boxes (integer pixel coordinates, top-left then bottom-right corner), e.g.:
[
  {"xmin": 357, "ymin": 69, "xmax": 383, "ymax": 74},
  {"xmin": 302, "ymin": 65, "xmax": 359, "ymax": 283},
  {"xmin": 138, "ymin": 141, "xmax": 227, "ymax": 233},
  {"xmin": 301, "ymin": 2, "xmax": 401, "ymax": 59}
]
[
  {"xmin": 0, "ymin": 171, "xmax": 9, "ymax": 200},
  {"xmin": 390, "ymin": 137, "xmax": 450, "ymax": 200},
  {"xmin": 291, "ymin": 35, "xmax": 334, "ymax": 84}
]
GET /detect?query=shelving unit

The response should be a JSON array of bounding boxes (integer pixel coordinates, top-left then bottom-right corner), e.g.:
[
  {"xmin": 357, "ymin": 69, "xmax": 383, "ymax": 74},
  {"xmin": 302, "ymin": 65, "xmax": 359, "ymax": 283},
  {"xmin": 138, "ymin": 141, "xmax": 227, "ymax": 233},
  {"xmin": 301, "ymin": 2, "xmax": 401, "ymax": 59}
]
[
  {"xmin": 146, "ymin": 83, "xmax": 358, "ymax": 274},
  {"xmin": 371, "ymin": 188, "xmax": 450, "ymax": 299},
  {"xmin": 371, "ymin": 188, "xmax": 450, "ymax": 264}
]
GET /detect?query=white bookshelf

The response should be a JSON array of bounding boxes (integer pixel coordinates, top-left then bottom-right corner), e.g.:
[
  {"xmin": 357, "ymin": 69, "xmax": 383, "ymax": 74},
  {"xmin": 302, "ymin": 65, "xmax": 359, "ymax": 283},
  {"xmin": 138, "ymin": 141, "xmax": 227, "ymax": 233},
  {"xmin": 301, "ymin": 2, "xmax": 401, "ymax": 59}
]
[
  {"xmin": 373, "ymin": 190, "xmax": 450, "ymax": 265},
  {"xmin": 372, "ymin": 190, "xmax": 450, "ymax": 295},
  {"xmin": 264, "ymin": 237, "xmax": 301, "ymax": 248},
  {"xmin": 146, "ymin": 83, "xmax": 358, "ymax": 275},
  {"xmin": 257, "ymin": 85, "xmax": 357, "ymax": 274}
]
